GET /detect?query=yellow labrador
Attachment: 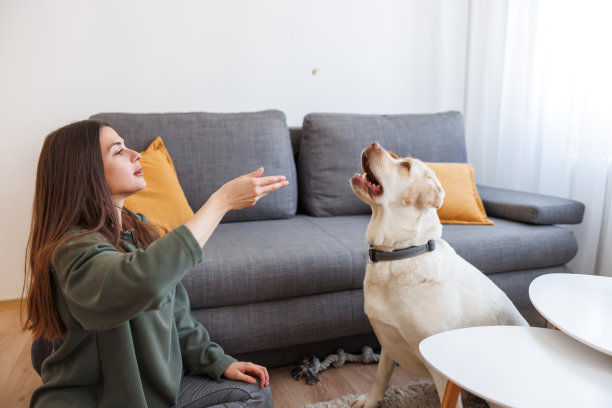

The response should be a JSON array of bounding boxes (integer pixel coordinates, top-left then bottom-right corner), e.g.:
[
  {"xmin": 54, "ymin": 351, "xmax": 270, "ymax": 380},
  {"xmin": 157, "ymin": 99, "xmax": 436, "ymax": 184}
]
[{"xmin": 350, "ymin": 142, "xmax": 527, "ymax": 408}]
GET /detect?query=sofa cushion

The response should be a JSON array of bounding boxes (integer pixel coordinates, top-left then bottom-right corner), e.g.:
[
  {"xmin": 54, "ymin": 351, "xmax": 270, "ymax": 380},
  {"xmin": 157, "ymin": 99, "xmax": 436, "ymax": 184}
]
[
  {"xmin": 443, "ymin": 218, "xmax": 578, "ymax": 273},
  {"xmin": 426, "ymin": 162, "xmax": 493, "ymax": 225},
  {"xmin": 298, "ymin": 111, "xmax": 467, "ymax": 216},
  {"xmin": 90, "ymin": 110, "xmax": 298, "ymax": 223},
  {"xmin": 182, "ymin": 215, "xmax": 578, "ymax": 309},
  {"xmin": 124, "ymin": 137, "xmax": 194, "ymax": 235},
  {"xmin": 182, "ymin": 216, "xmax": 356, "ymax": 309},
  {"xmin": 303, "ymin": 215, "xmax": 577, "ymax": 279}
]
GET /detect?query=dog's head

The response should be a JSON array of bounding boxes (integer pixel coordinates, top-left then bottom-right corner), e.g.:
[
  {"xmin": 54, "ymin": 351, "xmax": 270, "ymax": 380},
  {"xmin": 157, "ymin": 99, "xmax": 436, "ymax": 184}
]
[{"xmin": 350, "ymin": 142, "xmax": 444, "ymax": 210}]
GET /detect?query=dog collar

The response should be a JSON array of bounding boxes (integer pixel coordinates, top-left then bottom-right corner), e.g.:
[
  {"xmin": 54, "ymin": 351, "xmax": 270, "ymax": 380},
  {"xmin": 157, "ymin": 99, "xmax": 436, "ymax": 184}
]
[{"xmin": 365, "ymin": 239, "xmax": 436, "ymax": 263}]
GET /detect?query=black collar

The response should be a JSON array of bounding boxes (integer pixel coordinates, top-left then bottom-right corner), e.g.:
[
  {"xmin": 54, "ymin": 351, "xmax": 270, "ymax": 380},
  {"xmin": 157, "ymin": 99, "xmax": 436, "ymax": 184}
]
[{"xmin": 365, "ymin": 239, "xmax": 436, "ymax": 263}]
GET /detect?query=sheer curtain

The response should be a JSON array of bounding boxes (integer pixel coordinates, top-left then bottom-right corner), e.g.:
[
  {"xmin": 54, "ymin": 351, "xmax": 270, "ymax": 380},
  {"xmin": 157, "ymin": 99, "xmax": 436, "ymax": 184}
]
[{"xmin": 464, "ymin": 0, "xmax": 612, "ymax": 277}]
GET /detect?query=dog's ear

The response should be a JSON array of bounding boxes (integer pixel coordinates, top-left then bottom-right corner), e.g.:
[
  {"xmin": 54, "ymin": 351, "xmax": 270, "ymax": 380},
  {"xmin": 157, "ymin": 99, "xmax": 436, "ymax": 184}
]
[{"xmin": 401, "ymin": 177, "xmax": 444, "ymax": 209}]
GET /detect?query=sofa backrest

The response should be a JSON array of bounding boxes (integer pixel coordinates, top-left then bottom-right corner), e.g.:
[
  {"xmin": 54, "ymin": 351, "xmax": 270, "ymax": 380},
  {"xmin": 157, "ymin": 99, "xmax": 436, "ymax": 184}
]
[
  {"xmin": 90, "ymin": 110, "xmax": 467, "ymax": 220},
  {"xmin": 90, "ymin": 110, "xmax": 298, "ymax": 223},
  {"xmin": 297, "ymin": 111, "xmax": 467, "ymax": 216}
]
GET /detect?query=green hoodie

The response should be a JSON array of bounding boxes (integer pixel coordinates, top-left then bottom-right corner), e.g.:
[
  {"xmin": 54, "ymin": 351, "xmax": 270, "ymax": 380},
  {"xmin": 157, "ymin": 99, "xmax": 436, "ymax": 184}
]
[{"xmin": 30, "ymin": 213, "xmax": 236, "ymax": 408}]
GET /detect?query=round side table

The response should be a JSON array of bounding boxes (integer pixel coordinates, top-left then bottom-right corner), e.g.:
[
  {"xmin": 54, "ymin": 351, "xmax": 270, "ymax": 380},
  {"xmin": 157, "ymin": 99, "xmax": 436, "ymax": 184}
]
[{"xmin": 419, "ymin": 326, "xmax": 612, "ymax": 408}]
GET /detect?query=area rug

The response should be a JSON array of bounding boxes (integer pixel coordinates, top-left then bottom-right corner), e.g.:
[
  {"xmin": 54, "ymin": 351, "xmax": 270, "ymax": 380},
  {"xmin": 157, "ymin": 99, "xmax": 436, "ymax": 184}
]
[{"xmin": 299, "ymin": 380, "xmax": 489, "ymax": 408}]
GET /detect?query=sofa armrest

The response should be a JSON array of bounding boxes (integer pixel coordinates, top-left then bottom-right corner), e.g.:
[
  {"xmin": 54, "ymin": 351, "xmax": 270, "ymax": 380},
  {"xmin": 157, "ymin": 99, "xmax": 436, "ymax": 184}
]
[{"xmin": 476, "ymin": 185, "xmax": 585, "ymax": 225}]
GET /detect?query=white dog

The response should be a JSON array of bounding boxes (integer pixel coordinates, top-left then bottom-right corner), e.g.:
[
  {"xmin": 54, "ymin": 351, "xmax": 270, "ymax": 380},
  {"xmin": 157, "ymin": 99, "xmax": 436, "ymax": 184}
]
[{"xmin": 349, "ymin": 142, "xmax": 528, "ymax": 408}]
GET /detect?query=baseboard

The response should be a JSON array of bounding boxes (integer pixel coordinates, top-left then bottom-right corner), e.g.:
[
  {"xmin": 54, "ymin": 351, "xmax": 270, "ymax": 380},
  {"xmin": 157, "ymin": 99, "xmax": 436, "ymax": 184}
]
[{"xmin": 0, "ymin": 298, "xmax": 23, "ymax": 311}]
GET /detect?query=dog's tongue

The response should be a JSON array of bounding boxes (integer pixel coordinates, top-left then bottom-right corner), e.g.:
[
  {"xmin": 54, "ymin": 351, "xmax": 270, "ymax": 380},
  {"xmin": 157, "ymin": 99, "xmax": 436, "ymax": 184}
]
[
  {"xmin": 362, "ymin": 173, "xmax": 382, "ymax": 193},
  {"xmin": 352, "ymin": 173, "xmax": 382, "ymax": 195}
]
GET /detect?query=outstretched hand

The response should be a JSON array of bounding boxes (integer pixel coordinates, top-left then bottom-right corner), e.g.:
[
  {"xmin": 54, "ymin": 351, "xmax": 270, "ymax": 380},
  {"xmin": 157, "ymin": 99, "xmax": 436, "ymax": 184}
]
[
  {"xmin": 185, "ymin": 167, "xmax": 288, "ymax": 248},
  {"xmin": 223, "ymin": 361, "xmax": 270, "ymax": 388},
  {"xmin": 215, "ymin": 167, "xmax": 289, "ymax": 212}
]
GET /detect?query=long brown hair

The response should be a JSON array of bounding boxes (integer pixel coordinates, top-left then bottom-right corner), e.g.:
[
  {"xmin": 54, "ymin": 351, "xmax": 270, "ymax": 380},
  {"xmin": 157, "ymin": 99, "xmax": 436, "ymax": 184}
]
[{"xmin": 22, "ymin": 120, "xmax": 160, "ymax": 339}]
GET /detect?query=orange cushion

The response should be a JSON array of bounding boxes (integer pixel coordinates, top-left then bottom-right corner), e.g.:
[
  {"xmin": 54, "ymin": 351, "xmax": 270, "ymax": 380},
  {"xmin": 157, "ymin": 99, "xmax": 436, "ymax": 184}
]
[
  {"xmin": 425, "ymin": 162, "xmax": 493, "ymax": 225},
  {"xmin": 124, "ymin": 137, "xmax": 194, "ymax": 235}
]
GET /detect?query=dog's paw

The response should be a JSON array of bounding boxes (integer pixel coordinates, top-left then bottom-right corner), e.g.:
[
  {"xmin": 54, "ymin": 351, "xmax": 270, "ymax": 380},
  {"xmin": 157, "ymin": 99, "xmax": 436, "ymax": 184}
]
[
  {"xmin": 350, "ymin": 395, "xmax": 367, "ymax": 408},
  {"xmin": 350, "ymin": 393, "xmax": 380, "ymax": 408}
]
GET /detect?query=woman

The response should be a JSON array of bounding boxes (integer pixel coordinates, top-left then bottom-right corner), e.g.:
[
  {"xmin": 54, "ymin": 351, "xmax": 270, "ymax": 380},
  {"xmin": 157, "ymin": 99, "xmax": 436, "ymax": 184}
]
[{"xmin": 22, "ymin": 120, "xmax": 288, "ymax": 407}]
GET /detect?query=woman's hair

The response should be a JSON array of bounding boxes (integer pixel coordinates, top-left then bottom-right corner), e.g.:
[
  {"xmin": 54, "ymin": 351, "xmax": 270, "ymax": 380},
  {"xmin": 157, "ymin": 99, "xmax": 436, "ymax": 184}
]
[{"xmin": 22, "ymin": 120, "xmax": 160, "ymax": 339}]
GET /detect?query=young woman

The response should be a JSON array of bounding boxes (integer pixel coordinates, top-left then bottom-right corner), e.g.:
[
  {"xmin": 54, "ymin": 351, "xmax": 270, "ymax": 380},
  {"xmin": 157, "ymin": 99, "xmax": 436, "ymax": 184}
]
[{"xmin": 22, "ymin": 120, "xmax": 288, "ymax": 407}]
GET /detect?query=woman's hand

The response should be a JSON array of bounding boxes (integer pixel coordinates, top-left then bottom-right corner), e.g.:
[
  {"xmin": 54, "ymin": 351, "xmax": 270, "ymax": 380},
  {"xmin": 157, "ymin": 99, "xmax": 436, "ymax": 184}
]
[
  {"xmin": 185, "ymin": 167, "xmax": 288, "ymax": 248},
  {"xmin": 213, "ymin": 167, "xmax": 289, "ymax": 212},
  {"xmin": 223, "ymin": 361, "xmax": 270, "ymax": 388}
]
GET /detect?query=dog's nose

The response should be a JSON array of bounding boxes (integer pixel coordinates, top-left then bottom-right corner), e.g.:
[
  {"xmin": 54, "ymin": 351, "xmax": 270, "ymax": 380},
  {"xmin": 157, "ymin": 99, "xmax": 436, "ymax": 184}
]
[{"xmin": 370, "ymin": 142, "xmax": 380, "ymax": 150}]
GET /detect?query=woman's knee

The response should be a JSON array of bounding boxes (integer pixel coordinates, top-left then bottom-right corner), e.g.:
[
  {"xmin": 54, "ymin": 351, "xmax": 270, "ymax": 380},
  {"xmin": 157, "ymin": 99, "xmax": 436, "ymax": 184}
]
[
  {"xmin": 240, "ymin": 380, "xmax": 273, "ymax": 408},
  {"xmin": 176, "ymin": 375, "xmax": 273, "ymax": 408},
  {"xmin": 255, "ymin": 384, "xmax": 273, "ymax": 408},
  {"xmin": 205, "ymin": 382, "xmax": 272, "ymax": 408}
]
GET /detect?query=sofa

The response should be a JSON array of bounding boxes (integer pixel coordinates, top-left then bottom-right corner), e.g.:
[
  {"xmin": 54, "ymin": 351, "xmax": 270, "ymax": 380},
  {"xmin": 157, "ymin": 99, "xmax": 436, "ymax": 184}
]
[{"xmin": 32, "ymin": 109, "xmax": 584, "ymax": 373}]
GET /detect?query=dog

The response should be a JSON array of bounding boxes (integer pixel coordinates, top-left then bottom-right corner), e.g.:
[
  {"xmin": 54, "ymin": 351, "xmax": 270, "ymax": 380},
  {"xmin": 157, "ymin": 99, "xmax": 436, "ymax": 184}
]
[{"xmin": 349, "ymin": 142, "xmax": 528, "ymax": 408}]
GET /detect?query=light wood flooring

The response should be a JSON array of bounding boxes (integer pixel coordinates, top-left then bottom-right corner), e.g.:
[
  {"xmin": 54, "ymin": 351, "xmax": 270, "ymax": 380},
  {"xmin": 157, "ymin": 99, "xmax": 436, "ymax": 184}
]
[{"xmin": 0, "ymin": 301, "xmax": 418, "ymax": 407}]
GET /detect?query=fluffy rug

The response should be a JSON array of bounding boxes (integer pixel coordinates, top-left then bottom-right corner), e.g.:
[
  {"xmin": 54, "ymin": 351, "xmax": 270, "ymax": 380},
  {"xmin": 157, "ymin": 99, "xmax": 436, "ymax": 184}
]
[{"xmin": 299, "ymin": 380, "xmax": 489, "ymax": 408}]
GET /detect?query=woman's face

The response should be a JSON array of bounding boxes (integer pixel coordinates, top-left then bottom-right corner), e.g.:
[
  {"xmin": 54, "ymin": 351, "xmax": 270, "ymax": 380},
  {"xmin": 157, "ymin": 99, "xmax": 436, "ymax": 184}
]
[{"xmin": 99, "ymin": 126, "xmax": 146, "ymax": 203}]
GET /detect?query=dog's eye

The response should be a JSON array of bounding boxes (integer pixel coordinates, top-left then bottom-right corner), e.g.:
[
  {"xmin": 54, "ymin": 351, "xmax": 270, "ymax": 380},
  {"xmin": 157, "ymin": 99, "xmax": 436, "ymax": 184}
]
[{"xmin": 401, "ymin": 161, "xmax": 411, "ymax": 171}]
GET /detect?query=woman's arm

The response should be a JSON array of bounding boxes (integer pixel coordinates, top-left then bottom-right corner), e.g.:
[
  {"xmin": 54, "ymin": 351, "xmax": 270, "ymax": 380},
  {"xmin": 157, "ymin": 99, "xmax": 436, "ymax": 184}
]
[
  {"xmin": 173, "ymin": 283, "xmax": 270, "ymax": 387},
  {"xmin": 173, "ymin": 283, "xmax": 236, "ymax": 380},
  {"xmin": 53, "ymin": 225, "xmax": 203, "ymax": 331},
  {"xmin": 54, "ymin": 169, "xmax": 287, "ymax": 331},
  {"xmin": 184, "ymin": 167, "xmax": 288, "ymax": 247}
]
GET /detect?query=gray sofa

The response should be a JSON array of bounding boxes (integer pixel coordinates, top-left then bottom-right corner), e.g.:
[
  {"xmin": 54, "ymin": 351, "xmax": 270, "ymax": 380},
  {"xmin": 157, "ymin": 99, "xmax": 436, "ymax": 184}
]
[{"xmin": 32, "ymin": 110, "xmax": 584, "ymax": 373}]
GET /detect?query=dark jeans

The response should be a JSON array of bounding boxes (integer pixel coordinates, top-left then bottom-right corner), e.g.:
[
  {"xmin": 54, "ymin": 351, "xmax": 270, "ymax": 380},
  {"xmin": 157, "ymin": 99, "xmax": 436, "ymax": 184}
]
[{"xmin": 175, "ymin": 375, "xmax": 273, "ymax": 408}]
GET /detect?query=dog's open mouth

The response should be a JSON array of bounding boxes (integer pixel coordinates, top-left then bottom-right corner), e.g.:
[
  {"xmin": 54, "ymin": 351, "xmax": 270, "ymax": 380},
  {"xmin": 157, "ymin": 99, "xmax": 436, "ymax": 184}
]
[{"xmin": 352, "ymin": 154, "xmax": 383, "ymax": 196}]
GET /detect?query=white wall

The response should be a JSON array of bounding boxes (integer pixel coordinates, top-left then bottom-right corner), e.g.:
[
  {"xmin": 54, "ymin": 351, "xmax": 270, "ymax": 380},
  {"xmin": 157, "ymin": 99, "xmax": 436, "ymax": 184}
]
[{"xmin": 0, "ymin": 0, "xmax": 468, "ymax": 300}]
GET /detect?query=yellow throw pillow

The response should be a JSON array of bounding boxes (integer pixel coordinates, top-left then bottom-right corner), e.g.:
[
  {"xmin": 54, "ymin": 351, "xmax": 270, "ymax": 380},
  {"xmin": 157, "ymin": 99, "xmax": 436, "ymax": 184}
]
[
  {"xmin": 425, "ymin": 162, "xmax": 493, "ymax": 225},
  {"xmin": 125, "ymin": 137, "xmax": 194, "ymax": 235}
]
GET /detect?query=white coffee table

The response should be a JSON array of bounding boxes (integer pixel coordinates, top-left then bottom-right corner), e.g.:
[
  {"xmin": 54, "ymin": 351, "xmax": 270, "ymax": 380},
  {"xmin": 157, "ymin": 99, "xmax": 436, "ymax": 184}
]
[
  {"xmin": 529, "ymin": 273, "xmax": 612, "ymax": 355},
  {"xmin": 419, "ymin": 326, "xmax": 612, "ymax": 408}
]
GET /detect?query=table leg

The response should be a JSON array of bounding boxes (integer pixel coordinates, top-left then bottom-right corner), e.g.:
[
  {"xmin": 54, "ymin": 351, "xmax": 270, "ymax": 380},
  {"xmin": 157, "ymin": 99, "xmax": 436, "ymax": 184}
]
[{"xmin": 441, "ymin": 380, "xmax": 461, "ymax": 408}]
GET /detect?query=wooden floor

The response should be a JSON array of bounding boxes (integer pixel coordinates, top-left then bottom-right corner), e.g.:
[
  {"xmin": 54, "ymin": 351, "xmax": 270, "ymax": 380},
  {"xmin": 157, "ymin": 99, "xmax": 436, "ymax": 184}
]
[
  {"xmin": 0, "ymin": 302, "xmax": 43, "ymax": 407},
  {"xmin": 0, "ymin": 301, "xmax": 418, "ymax": 407}
]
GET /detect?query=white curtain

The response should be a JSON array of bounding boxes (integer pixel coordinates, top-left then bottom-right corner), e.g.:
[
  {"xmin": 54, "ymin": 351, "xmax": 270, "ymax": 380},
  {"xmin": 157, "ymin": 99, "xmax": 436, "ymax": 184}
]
[{"xmin": 464, "ymin": 0, "xmax": 612, "ymax": 277}]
